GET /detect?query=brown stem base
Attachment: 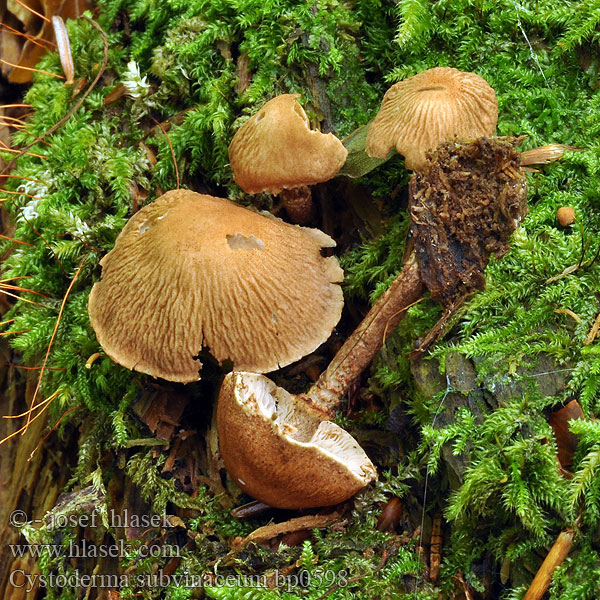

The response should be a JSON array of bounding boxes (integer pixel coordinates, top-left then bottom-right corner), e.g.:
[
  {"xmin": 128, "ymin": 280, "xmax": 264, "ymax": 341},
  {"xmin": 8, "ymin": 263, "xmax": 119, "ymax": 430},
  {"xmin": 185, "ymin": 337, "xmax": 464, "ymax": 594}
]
[{"xmin": 279, "ymin": 186, "xmax": 314, "ymax": 224}]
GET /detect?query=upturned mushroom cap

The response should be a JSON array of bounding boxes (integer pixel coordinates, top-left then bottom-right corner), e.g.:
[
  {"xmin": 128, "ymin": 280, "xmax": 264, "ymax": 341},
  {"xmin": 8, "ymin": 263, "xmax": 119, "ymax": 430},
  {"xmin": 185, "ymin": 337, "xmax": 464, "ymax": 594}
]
[
  {"xmin": 217, "ymin": 371, "xmax": 377, "ymax": 509},
  {"xmin": 228, "ymin": 94, "xmax": 348, "ymax": 194},
  {"xmin": 88, "ymin": 190, "xmax": 344, "ymax": 382},
  {"xmin": 365, "ymin": 67, "xmax": 498, "ymax": 170}
]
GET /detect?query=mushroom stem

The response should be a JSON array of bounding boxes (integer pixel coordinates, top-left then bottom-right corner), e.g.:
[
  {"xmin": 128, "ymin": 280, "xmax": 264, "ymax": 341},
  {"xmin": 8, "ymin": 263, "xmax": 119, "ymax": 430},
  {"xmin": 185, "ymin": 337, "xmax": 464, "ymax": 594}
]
[
  {"xmin": 302, "ymin": 252, "xmax": 424, "ymax": 417},
  {"xmin": 303, "ymin": 137, "xmax": 528, "ymax": 418},
  {"xmin": 279, "ymin": 185, "xmax": 314, "ymax": 224}
]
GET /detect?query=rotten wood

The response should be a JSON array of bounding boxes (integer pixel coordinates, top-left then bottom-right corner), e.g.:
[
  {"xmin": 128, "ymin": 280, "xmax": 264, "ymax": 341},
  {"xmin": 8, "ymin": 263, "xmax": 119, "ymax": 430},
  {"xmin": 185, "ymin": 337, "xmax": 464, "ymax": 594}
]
[
  {"xmin": 410, "ymin": 137, "xmax": 527, "ymax": 309},
  {"xmin": 429, "ymin": 512, "xmax": 443, "ymax": 584},
  {"xmin": 0, "ymin": 371, "xmax": 77, "ymax": 600},
  {"xmin": 132, "ymin": 388, "xmax": 188, "ymax": 441}
]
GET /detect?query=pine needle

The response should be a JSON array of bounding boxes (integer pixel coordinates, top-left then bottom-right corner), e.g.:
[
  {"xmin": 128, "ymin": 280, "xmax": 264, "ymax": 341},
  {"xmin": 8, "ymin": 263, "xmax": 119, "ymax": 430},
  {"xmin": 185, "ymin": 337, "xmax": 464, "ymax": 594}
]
[
  {"xmin": 0, "ymin": 59, "xmax": 64, "ymax": 79},
  {"xmin": 0, "ymin": 390, "xmax": 58, "ymax": 446},
  {"xmin": 0, "ymin": 233, "xmax": 33, "ymax": 246},
  {"xmin": 12, "ymin": 0, "xmax": 51, "ymax": 23},
  {"xmin": 24, "ymin": 258, "xmax": 85, "ymax": 434},
  {"xmin": 0, "ymin": 22, "xmax": 56, "ymax": 49},
  {"xmin": 4, "ymin": 390, "xmax": 59, "ymax": 419}
]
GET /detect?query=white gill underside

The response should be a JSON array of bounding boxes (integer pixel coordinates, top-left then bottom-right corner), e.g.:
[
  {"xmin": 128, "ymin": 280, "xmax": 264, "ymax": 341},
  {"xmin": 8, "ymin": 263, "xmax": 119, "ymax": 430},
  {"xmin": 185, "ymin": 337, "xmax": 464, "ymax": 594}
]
[{"xmin": 234, "ymin": 372, "xmax": 375, "ymax": 482}]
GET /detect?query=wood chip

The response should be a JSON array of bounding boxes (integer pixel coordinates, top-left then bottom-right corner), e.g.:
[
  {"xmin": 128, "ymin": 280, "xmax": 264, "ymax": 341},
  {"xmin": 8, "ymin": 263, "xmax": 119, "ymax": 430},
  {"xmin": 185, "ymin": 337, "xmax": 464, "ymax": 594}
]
[
  {"xmin": 520, "ymin": 144, "xmax": 583, "ymax": 166},
  {"xmin": 229, "ymin": 512, "xmax": 341, "ymax": 554},
  {"xmin": 523, "ymin": 529, "xmax": 574, "ymax": 600}
]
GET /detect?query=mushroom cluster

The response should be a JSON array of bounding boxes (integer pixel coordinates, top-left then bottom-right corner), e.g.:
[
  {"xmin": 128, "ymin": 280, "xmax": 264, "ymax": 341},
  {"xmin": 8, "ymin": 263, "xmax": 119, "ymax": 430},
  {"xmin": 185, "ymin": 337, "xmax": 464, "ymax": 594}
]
[
  {"xmin": 90, "ymin": 68, "xmax": 528, "ymax": 510},
  {"xmin": 88, "ymin": 187, "xmax": 375, "ymax": 508},
  {"xmin": 215, "ymin": 135, "xmax": 528, "ymax": 509}
]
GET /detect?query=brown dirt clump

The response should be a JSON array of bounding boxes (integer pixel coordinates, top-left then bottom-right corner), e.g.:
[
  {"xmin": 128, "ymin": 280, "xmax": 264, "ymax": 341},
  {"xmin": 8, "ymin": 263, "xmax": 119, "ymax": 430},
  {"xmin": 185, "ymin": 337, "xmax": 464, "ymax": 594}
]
[{"xmin": 409, "ymin": 137, "xmax": 528, "ymax": 308}]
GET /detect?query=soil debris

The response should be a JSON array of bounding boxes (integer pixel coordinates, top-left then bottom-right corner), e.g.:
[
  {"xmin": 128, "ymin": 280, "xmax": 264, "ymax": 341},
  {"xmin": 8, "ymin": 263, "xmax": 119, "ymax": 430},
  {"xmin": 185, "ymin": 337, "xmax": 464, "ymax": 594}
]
[{"xmin": 410, "ymin": 137, "xmax": 528, "ymax": 308}]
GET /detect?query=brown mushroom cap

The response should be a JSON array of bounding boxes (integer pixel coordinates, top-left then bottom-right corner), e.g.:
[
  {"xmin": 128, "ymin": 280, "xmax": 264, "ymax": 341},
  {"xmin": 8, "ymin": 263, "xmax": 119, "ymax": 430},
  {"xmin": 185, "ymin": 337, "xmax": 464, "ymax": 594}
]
[
  {"xmin": 556, "ymin": 206, "xmax": 576, "ymax": 226},
  {"xmin": 217, "ymin": 371, "xmax": 377, "ymax": 509},
  {"xmin": 365, "ymin": 67, "xmax": 498, "ymax": 170},
  {"xmin": 88, "ymin": 190, "xmax": 344, "ymax": 382},
  {"xmin": 228, "ymin": 94, "xmax": 348, "ymax": 194}
]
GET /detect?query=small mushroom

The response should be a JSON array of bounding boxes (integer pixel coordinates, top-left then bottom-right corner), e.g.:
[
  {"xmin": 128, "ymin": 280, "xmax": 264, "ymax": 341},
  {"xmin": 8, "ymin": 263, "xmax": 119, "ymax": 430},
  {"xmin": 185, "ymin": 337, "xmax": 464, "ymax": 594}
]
[
  {"xmin": 229, "ymin": 94, "xmax": 348, "ymax": 224},
  {"xmin": 365, "ymin": 67, "xmax": 498, "ymax": 171},
  {"xmin": 88, "ymin": 189, "xmax": 344, "ymax": 382},
  {"xmin": 556, "ymin": 206, "xmax": 576, "ymax": 226},
  {"xmin": 217, "ymin": 371, "xmax": 377, "ymax": 509}
]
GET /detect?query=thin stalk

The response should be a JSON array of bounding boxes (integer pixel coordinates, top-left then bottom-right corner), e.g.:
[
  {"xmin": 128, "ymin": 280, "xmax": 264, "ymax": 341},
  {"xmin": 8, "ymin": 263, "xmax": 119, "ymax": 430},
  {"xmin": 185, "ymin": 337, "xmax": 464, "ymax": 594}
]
[
  {"xmin": 302, "ymin": 252, "xmax": 424, "ymax": 416},
  {"xmin": 150, "ymin": 117, "xmax": 180, "ymax": 189},
  {"xmin": 12, "ymin": 0, "xmax": 50, "ymax": 23},
  {"xmin": 0, "ymin": 122, "xmax": 25, "ymax": 129},
  {"xmin": 52, "ymin": 16, "xmax": 75, "ymax": 85},
  {"xmin": 0, "ymin": 189, "xmax": 42, "ymax": 200},
  {"xmin": 0, "ymin": 115, "xmax": 27, "ymax": 124},
  {"xmin": 0, "ymin": 22, "xmax": 56, "ymax": 49},
  {"xmin": 0, "ymin": 146, "xmax": 47, "ymax": 159},
  {"xmin": 0, "ymin": 59, "xmax": 64, "ymax": 79},
  {"xmin": 1, "ymin": 174, "xmax": 46, "ymax": 184},
  {"xmin": 0, "ymin": 391, "xmax": 58, "ymax": 446},
  {"xmin": 0, "ymin": 233, "xmax": 33, "ymax": 246}
]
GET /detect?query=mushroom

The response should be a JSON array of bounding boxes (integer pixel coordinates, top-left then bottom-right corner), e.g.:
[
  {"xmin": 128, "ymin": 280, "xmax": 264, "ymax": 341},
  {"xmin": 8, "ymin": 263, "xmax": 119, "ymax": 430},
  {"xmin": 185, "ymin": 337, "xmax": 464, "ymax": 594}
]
[
  {"xmin": 556, "ymin": 206, "xmax": 576, "ymax": 226},
  {"xmin": 228, "ymin": 94, "xmax": 348, "ymax": 224},
  {"xmin": 365, "ymin": 67, "xmax": 498, "ymax": 171},
  {"xmin": 218, "ymin": 137, "xmax": 528, "ymax": 508},
  {"xmin": 88, "ymin": 189, "xmax": 344, "ymax": 382},
  {"xmin": 217, "ymin": 371, "xmax": 377, "ymax": 509},
  {"xmin": 217, "ymin": 252, "xmax": 422, "ymax": 508}
]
